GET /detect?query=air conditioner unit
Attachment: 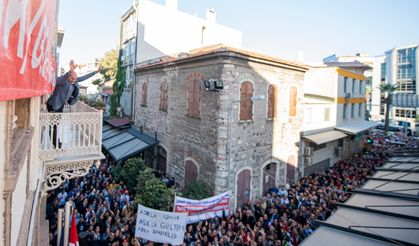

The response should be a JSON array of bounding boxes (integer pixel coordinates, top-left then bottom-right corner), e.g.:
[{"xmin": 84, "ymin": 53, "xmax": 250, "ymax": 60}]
[
  {"xmin": 304, "ymin": 157, "xmax": 312, "ymax": 166},
  {"xmin": 304, "ymin": 147, "xmax": 313, "ymax": 156},
  {"xmin": 345, "ymin": 93, "xmax": 351, "ymax": 99}
]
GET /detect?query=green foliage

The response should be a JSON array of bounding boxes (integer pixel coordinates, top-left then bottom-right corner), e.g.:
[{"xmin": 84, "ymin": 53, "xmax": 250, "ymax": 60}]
[
  {"xmin": 78, "ymin": 94, "xmax": 89, "ymax": 104},
  {"xmin": 112, "ymin": 157, "xmax": 174, "ymax": 211},
  {"xmin": 91, "ymin": 78, "xmax": 102, "ymax": 85},
  {"xmin": 109, "ymin": 50, "xmax": 126, "ymax": 116},
  {"xmin": 98, "ymin": 49, "xmax": 118, "ymax": 81},
  {"xmin": 78, "ymin": 95, "xmax": 105, "ymax": 109},
  {"xmin": 378, "ymin": 83, "xmax": 399, "ymax": 134},
  {"xmin": 136, "ymin": 167, "xmax": 155, "ymax": 189},
  {"xmin": 134, "ymin": 177, "xmax": 174, "ymax": 211},
  {"xmin": 116, "ymin": 158, "xmax": 145, "ymax": 193},
  {"xmin": 183, "ymin": 180, "xmax": 213, "ymax": 200}
]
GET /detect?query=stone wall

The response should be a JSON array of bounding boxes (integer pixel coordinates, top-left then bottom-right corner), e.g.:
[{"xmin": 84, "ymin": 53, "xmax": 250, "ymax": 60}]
[{"xmin": 134, "ymin": 53, "xmax": 305, "ymax": 204}]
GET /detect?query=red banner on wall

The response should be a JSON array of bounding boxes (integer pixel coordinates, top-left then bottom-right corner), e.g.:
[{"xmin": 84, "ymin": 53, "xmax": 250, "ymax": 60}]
[{"xmin": 0, "ymin": 0, "xmax": 58, "ymax": 101}]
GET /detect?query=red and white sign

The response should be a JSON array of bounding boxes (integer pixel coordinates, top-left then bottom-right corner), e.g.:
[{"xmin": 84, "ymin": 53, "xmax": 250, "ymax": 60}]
[
  {"xmin": 174, "ymin": 191, "xmax": 231, "ymax": 224},
  {"xmin": 0, "ymin": 0, "xmax": 58, "ymax": 101}
]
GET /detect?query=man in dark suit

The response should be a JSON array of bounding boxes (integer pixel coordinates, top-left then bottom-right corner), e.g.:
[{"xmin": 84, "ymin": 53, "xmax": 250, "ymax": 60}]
[{"xmin": 46, "ymin": 61, "xmax": 98, "ymax": 148}]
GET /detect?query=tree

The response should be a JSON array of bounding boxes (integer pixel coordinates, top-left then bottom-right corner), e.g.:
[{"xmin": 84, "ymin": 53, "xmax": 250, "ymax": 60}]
[
  {"xmin": 134, "ymin": 178, "xmax": 174, "ymax": 211},
  {"xmin": 114, "ymin": 158, "xmax": 145, "ymax": 193},
  {"xmin": 183, "ymin": 180, "xmax": 212, "ymax": 200},
  {"xmin": 98, "ymin": 49, "xmax": 118, "ymax": 81},
  {"xmin": 378, "ymin": 83, "xmax": 399, "ymax": 134}
]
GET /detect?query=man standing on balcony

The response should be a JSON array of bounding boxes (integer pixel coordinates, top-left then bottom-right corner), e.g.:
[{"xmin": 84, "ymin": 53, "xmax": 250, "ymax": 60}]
[
  {"xmin": 47, "ymin": 60, "xmax": 98, "ymax": 112},
  {"xmin": 46, "ymin": 60, "xmax": 98, "ymax": 148}
]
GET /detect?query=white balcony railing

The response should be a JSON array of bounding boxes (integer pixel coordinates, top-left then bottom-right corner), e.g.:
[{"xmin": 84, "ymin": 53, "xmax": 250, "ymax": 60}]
[
  {"xmin": 40, "ymin": 101, "xmax": 104, "ymax": 191},
  {"xmin": 39, "ymin": 101, "xmax": 103, "ymax": 161}
]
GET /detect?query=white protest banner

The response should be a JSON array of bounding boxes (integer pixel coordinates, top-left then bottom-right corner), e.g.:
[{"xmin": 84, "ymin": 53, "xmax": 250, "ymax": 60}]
[
  {"xmin": 174, "ymin": 191, "xmax": 230, "ymax": 224},
  {"xmin": 135, "ymin": 204, "xmax": 187, "ymax": 245}
]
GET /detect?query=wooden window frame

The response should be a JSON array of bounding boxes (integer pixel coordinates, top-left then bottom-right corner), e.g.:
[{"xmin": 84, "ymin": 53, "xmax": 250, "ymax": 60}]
[
  {"xmin": 187, "ymin": 78, "xmax": 201, "ymax": 118},
  {"xmin": 289, "ymin": 86, "xmax": 297, "ymax": 117},
  {"xmin": 141, "ymin": 81, "xmax": 148, "ymax": 107},
  {"xmin": 267, "ymin": 84, "xmax": 275, "ymax": 119},
  {"xmin": 160, "ymin": 80, "xmax": 168, "ymax": 112},
  {"xmin": 240, "ymin": 81, "xmax": 254, "ymax": 121}
]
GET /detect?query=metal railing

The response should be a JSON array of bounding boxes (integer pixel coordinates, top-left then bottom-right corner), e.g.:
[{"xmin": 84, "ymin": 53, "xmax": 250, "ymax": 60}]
[{"xmin": 39, "ymin": 101, "xmax": 103, "ymax": 161}]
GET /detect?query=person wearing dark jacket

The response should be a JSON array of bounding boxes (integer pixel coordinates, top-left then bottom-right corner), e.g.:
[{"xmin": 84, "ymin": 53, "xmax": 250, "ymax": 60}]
[{"xmin": 46, "ymin": 62, "xmax": 98, "ymax": 148}]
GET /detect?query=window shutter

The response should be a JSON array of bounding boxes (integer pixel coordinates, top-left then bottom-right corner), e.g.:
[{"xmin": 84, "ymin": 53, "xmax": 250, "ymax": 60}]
[
  {"xmin": 187, "ymin": 80, "xmax": 192, "ymax": 116},
  {"xmin": 195, "ymin": 79, "xmax": 201, "ymax": 117},
  {"xmin": 268, "ymin": 85, "xmax": 275, "ymax": 118},
  {"xmin": 248, "ymin": 83, "xmax": 254, "ymax": 119},
  {"xmin": 160, "ymin": 81, "xmax": 168, "ymax": 111},
  {"xmin": 289, "ymin": 86, "xmax": 297, "ymax": 116},
  {"xmin": 240, "ymin": 82, "xmax": 254, "ymax": 121},
  {"xmin": 240, "ymin": 83, "xmax": 247, "ymax": 120}
]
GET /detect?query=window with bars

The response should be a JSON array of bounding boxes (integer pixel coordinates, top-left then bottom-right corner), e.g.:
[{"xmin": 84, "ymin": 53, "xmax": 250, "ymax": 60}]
[
  {"xmin": 240, "ymin": 81, "xmax": 254, "ymax": 121},
  {"xmin": 267, "ymin": 84, "xmax": 275, "ymax": 119},
  {"xmin": 289, "ymin": 86, "xmax": 297, "ymax": 117},
  {"xmin": 187, "ymin": 78, "xmax": 201, "ymax": 118},
  {"xmin": 141, "ymin": 81, "xmax": 147, "ymax": 107},
  {"xmin": 352, "ymin": 79, "xmax": 356, "ymax": 93},
  {"xmin": 343, "ymin": 103, "xmax": 347, "ymax": 119},
  {"xmin": 160, "ymin": 80, "xmax": 168, "ymax": 112},
  {"xmin": 397, "ymin": 48, "xmax": 416, "ymax": 93},
  {"xmin": 395, "ymin": 108, "xmax": 417, "ymax": 118},
  {"xmin": 343, "ymin": 77, "xmax": 348, "ymax": 93},
  {"xmin": 381, "ymin": 62, "xmax": 386, "ymax": 82}
]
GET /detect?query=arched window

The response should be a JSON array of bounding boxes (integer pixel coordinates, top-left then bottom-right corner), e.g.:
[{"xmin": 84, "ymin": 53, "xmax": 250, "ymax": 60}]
[
  {"xmin": 289, "ymin": 86, "xmax": 297, "ymax": 116},
  {"xmin": 141, "ymin": 81, "xmax": 147, "ymax": 107},
  {"xmin": 187, "ymin": 78, "xmax": 201, "ymax": 117},
  {"xmin": 240, "ymin": 81, "xmax": 254, "ymax": 121},
  {"xmin": 160, "ymin": 80, "xmax": 168, "ymax": 111},
  {"xmin": 267, "ymin": 84, "xmax": 275, "ymax": 118},
  {"xmin": 185, "ymin": 159, "xmax": 198, "ymax": 187}
]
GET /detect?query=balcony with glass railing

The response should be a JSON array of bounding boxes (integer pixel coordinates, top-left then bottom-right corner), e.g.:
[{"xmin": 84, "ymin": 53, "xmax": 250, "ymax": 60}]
[{"xmin": 39, "ymin": 101, "xmax": 104, "ymax": 190}]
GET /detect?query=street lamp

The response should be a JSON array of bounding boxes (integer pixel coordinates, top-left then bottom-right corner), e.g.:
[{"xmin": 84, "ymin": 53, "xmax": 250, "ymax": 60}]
[{"xmin": 227, "ymin": 95, "xmax": 265, "ymax": 192}]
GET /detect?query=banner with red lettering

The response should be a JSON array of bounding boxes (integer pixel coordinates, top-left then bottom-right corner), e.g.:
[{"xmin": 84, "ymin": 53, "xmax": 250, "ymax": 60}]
[
  {"xmin": 0, "ymin": 0, "xmax": 58, "ymax": 101},
  {"xmin": 174, "ymin": 191, "xmax": 231, "ymax": 224}
]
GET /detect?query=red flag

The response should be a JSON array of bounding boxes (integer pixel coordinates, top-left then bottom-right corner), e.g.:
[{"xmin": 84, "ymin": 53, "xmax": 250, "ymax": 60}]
[{"xmin": 69, "ymin": 211, "xmax": 79, "ymax": 246}]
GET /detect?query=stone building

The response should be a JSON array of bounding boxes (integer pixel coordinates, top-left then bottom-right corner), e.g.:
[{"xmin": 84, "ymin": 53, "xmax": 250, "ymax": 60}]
[{"xmin": 134, "ymin": 45, "xmax": 307, "ymax": 207}]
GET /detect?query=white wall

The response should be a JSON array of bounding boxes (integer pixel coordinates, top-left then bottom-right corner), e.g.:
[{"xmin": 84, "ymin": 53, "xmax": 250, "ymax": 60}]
[
  {"xmin": 0, "ymin": 101, "xmax": 6, "ymax": 244},
  {"xmin": 303, "ymin": 98, "xmax": 335, "ymax": 132},
  {"xmin": 11, "ymin": 156, "xmax": 27, "ymax": 246},
  {"xmin": 304, "ymin": 67, "xmax": 338, "ymax": 99},
  {"xmin": 136, "ymin": 0, "xmax": 242, "ymax": 63},
  {"xmin": 310, "ymin": 141, "xmax": 339, "ymax": 167},
  {"xmin": 371, "ymin": 56, "xmax": 386, "ymax": 121}
]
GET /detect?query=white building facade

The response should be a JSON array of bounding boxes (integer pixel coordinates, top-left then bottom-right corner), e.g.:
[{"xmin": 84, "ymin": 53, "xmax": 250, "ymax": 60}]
[
  {"xmin": 119, "ymin": 0, "xmax": 243, "ymax": 117},
  {"xmin": 371, "ymin": 43, "xmax": 419, "ymax": 133},
  {"xmin": 302, "ymin": 67, "xmax": 377, "ymax": 176}
]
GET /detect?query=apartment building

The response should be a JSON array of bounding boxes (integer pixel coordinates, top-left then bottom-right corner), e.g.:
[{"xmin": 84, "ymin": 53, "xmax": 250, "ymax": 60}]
[
  {"xmin": 302, "ymin": 66, "xmax": 377, "ymax": 175},
  {"xmin": 371, "ymin": 43, "xmax": 419, "ymax": 133},
  {"xmin": 119, "ymin": 0, "xmax": 243, "ymax": 116}
]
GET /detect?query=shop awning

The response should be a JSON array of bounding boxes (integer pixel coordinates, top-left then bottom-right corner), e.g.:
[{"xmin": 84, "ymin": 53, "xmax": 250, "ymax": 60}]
[
  {"xmin": 335, "ymin": 121, "xmax": 379, "ymax": 135},
  {"xmin": 303, "ymin": 130, "xmax": 347, "ymax": 145},
  {"xmin": 102, "ymin": 124, "xmax": 159, "ymax": 163}
]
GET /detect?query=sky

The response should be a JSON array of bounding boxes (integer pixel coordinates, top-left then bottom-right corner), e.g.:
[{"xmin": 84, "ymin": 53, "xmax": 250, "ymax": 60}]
[{"xmin": 58, "ymin": 0, "xmax": 419, "ymax": 67}]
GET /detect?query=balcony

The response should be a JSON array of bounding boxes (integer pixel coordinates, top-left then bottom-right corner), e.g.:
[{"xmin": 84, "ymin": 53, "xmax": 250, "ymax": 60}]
[{"xmin": 39, "ymin": 101, "xmax": 104, "ymax": 191}]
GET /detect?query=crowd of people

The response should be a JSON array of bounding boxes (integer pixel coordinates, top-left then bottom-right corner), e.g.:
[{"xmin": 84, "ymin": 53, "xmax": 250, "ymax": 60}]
[{"xmin": 47, "ymin": 131, "xmax": 416, "ymax": 246}]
